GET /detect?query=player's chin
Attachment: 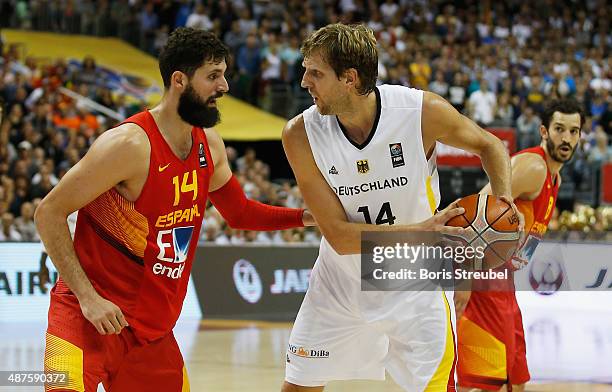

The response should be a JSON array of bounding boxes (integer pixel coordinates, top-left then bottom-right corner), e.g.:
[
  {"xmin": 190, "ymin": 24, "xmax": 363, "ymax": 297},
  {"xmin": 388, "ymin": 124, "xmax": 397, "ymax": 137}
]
[{"xmin": 557, "ymin": 148, "xmax": 573, "ymax": 161}]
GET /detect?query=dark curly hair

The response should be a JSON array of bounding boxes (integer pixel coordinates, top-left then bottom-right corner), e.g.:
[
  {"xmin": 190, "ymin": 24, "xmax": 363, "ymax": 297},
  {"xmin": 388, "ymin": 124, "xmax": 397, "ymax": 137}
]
[
  {"xmin": 542, "ymin": 98, "xmax": 585, "ymax": 130},
  {"xmin": 158, "ymin": 27, "xmax": 229, "ymax": 89}
]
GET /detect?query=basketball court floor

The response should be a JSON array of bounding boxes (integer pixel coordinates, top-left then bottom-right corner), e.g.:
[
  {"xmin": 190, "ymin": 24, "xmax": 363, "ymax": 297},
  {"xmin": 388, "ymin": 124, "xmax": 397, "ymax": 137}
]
[{"xmin": 2, "ymin": 303, "xmax": 611, "ymax": 392}]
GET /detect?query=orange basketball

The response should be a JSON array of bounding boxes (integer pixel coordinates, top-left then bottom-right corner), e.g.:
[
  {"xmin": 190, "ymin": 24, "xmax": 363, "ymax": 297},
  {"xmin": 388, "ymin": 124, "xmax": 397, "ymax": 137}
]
[{"xmin": 446, "ymin": 194, "xmax": 521, "ymax": 269}]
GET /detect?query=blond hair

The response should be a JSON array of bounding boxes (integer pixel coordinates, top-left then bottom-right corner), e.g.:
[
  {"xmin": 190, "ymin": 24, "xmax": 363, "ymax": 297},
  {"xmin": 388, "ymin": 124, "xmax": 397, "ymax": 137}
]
[{"xmin": 301, "ymin": 23, "xmax": 378, "ymax": 95}]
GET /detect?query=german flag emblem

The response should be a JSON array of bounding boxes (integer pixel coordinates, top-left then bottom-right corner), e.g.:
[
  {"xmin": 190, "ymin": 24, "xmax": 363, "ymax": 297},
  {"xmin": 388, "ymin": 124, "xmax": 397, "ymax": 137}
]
[{"xmin": 356, "ymin": 159, "xmax": 369, "ymax": 174}]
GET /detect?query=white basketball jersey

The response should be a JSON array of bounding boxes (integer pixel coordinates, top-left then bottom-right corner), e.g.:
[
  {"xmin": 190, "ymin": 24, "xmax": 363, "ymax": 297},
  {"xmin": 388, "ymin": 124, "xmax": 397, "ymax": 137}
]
[{"xmin": 303, "ymin": 85, "xmax": 440, "ymax": 283}]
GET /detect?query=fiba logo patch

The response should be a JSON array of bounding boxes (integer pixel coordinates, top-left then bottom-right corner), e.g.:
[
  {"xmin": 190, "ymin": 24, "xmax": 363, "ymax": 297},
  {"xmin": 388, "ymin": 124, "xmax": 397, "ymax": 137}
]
[
  {"xmin": 528, "ymin": 257, "xmax": 566, "ymax": 295},
  {"xmin": 233, "ymin": 259, "xmax": 262, "ymax": 304},
  {"xmin": 389, "ymin": 143, "xmax": 405, "ymax": 168},
  {"xmin": 198, "ymin": 142, "xmax": 208, "ymax": 168},
  {"xmin": 154, "ymin": 226, "xmax": 194, "ymax": 279}
]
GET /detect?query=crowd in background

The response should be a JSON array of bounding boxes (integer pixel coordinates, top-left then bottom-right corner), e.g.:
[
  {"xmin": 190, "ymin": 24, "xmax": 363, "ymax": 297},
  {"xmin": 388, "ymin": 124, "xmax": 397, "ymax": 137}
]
[{"xmin": 0, "ymin": 0, "xmax": 611, "ymax": 242}]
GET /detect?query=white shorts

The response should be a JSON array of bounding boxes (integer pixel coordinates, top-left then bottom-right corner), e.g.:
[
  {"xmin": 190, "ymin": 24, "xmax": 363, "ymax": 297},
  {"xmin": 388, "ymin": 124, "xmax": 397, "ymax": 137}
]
[{"xmin": 285, "ymin": 277, "xmax": 456, "ymax": 391}]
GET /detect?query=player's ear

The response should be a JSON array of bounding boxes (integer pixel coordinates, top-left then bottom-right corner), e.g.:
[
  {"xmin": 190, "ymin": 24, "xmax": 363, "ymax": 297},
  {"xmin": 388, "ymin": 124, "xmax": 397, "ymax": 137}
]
[
  {"xmin": 539, "ymin": 124, "xmax": 548, "ymax": 140},
  {"xmin": 343, "ymin": 68, "xmax": 358, "ymax": 88},
  {"xmin": 171, "ymin": 71, "xmax": 188, "ymax": 91}
]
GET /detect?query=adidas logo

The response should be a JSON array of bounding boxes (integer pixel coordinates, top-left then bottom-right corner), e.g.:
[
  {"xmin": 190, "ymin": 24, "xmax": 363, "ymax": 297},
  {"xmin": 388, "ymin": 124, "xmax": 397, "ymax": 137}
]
[{"xmin": 329, "ymin": 166, "xmax": 338, "ymax": 175}]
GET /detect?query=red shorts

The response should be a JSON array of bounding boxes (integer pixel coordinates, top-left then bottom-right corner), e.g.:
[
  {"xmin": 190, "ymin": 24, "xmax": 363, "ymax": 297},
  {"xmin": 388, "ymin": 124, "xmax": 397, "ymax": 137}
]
[
  {"xmin": 44, "ymin": 290, "xmax": 190, "ymax": 392},
  {"xmin": 456, "ymin": 291, "xmax": 530, "ymax": 390}
]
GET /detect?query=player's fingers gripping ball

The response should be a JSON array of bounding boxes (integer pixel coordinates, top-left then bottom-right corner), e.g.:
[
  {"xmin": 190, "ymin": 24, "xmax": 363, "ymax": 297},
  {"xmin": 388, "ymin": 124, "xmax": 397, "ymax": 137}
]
[{"xmin": 445, "ymin": 194, "xmax": 521, "ymax": 270}]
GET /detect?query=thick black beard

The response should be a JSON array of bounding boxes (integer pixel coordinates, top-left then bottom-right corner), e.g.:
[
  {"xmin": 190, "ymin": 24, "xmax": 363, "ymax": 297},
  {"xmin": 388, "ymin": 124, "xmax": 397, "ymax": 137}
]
[
  {"xmin": 546, "ymin": 137, "xmax": 576, "ymax": 163},
  {"xmin": 177, "ymin": 84, "xmax": 221, "ymax": 128}
]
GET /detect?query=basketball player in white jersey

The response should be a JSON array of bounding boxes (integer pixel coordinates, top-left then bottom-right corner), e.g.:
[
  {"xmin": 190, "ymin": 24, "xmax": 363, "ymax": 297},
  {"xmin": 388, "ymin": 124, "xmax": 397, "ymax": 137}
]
[{"xmin": 281, "ymin": 24, "xmax": 521, "ymax": 392}]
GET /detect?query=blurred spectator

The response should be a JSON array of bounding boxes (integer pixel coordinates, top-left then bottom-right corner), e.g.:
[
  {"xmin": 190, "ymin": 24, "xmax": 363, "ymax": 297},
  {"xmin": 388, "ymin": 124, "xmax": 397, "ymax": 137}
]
[
  {"xmin": 214, "ymin": 225, "xmax": 232, "ymax": 245},
  {"xmin": 429, "ymin": 71, "xmax": 449, "ymax": 98},
  {"xmin": 0, "ymin": 212, "xmax": 22, "ymax": 241},
  {"xmin": 448, "ymin": 73, "xmax": 467, "ymax": 113},
  {"xmin": 72, "ymin": 56, "xmax": 98, "ymax": 87},
  {"xmin": 409, "ymin": 51, "xmax": 431, "ymax": 90},
  {"xmin": 186, "ymin": 4, "xmax": 213, "ymax": 31},
  {"xmin": 468, "ymin": 80, "xmax": 497, "ymax": 127},
  {"xmin": 235, "ymin": 33, "xmax": 261, "ymax": 104},
  {"xmin": 201, "ymin": 225, "xmax": 219, "ymax": 242},
  {"xmin": 494, "ymin": 93, "xmax": 515, "ymax": 127},
  {"xmin": 30, "ymin": 173, "xmax": 54, "ymax": 200},
  {"xmin": 14, "ymin": 201, "xmax": 38, "ymax": 241},
  {"xmin": 516, "ymin": 106, "xmax": 542, "ymax": 150},
  {"xmin": 224, "ymin": 20, "xmax": 246, "ymax": 54}
]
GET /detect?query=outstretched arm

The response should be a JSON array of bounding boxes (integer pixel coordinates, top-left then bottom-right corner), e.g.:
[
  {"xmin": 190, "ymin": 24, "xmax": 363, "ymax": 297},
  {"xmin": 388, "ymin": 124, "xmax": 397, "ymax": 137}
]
[{"xmin": 205, "ymin": 128, "xmax": 315, "ymax": 230}]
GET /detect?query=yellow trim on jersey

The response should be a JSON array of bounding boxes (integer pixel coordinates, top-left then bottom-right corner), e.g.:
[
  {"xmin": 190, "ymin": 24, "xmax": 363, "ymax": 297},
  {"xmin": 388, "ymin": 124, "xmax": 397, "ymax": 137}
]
[
  {"xmin": 44, "ymin": 333, "xmax": 85, "ymax": 392},
  {"xmin": 182, "ymin": 366, "xmax": 190, "ymax": 392},
  {"xmin": 424, "ymin": 292, "xmax": 455, "ymax": 392},
  {"xmin": 426, "ymin": 175, "xmax": 437, "ymax": 215}
]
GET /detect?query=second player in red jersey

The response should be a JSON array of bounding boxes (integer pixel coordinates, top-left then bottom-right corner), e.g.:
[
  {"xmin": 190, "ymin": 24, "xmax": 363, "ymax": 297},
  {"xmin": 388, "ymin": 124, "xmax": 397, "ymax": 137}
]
[{"xmin": 456, "ymin": 99, "xmax": 584, "ymax": 392}]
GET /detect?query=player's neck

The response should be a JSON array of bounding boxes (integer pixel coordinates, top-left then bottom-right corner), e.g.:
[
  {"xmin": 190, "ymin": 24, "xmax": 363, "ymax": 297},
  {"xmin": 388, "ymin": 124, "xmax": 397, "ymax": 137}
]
[
  {"xmin": 541, "ymin": 143, "xmax": 563, "ymax": 177},
  {"xmin": 336, "ymin": 92, "xmax": 378, "ymax": 145},
  {"xmin": 149, "ymin": 99, "xmax": 193, "ymax": 141}
]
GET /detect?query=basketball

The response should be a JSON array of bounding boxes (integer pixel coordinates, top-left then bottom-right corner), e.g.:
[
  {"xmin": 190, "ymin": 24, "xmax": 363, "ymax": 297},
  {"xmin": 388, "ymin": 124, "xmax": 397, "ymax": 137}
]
[{"xmin": 446, "ymin": 194, "xmax": 521, "ymax": 269}]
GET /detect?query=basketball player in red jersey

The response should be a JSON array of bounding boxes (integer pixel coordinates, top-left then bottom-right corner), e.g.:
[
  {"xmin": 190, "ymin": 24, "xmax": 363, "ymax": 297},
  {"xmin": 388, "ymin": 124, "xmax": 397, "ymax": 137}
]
[
  {"xmin": 456, "ymin": 99, "xmax": 584, "ymax": 392},
  {"xmin": 35, "ymin": 28, "xmax": 314, "ymax": 391}
]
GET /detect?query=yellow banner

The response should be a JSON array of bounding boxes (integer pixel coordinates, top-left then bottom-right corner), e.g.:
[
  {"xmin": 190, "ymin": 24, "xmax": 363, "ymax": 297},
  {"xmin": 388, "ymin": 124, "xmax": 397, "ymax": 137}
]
[{"xmin": 4, "ymin": 29, "xmax": 286, "ymax": 140}]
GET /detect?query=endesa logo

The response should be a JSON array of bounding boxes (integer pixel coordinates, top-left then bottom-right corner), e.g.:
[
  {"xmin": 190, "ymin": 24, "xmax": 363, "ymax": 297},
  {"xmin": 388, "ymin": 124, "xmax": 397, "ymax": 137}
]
[
  {"xmin": 154, "ymin": 226, "xmax": 194, "ymax": 279},
  {"xmin": 287, "ymin": 344, "xmax": 329, "ymax": 359}
]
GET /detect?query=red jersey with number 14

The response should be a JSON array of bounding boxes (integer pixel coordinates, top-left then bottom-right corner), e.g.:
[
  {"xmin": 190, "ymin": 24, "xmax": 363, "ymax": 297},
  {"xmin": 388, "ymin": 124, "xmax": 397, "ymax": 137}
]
[{"xmin": 55, "ymin": 110, "xmax": 213, "ymax": 343}]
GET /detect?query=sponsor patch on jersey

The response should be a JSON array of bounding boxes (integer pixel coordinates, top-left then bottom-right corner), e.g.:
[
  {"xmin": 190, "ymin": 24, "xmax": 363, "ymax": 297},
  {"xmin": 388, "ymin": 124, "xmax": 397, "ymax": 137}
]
[
  {"xmin": 329, "ymin": 166, "xmax": 338, "ymax": 175},
  {"xmin": 154, "ymin": 226, "xmax": 194, "ymax": 279},
  {"xmin": 389, "ymin": 143, "xmax": 405, "ymax": 168},
  {"xmin": 356, "ymin": 159, "xmax": 369, "ymax": 174},
  {"xmin": 287, "ymin": 344, "xmax": 330, "ymax": 359},
  {"xmin": 198, "ymin": 143, "xmax": 207, "ymax": 168},
  {"xmin": 157, "ymin": 226, "xmax": 194, "ymax": 264}
]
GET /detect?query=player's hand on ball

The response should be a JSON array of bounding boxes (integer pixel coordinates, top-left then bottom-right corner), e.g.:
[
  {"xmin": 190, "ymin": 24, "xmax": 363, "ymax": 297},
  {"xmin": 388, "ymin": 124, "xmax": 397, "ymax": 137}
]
[
  {"xmin": 79, "ymin": 294, "xmax": 129, "ymax": 335},
  {"xmin": 510, "ymin": 254, "xmax": 529, "ymax": 270},
  {"xmin": 420, "ymin": 200, "xmax": 467, "ymax": 236},
  {"xmin": 499, "ymin": 195, "xmax": 525, "ymax": 243}
]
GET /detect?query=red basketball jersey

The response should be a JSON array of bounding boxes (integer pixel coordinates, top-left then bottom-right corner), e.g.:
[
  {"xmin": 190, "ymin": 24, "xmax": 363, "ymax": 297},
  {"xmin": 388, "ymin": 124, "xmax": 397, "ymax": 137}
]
[
  {"xmin": 512, "ymin": 146, "xmax": 559, "ymax": 236},
  {"xmin": 55, "ymin": 110, "xmax": 213, "ymax": 343}
]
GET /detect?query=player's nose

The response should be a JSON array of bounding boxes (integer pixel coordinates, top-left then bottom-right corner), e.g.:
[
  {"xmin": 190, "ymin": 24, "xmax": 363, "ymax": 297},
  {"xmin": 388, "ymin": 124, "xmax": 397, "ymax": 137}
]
[
  {"xmin": 560, "ymin": 132, "xmax": 571, "ymax": 143},
  {"xmin": 218, "ymin": 76, "xmax": 229, "ymax": 93}
]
